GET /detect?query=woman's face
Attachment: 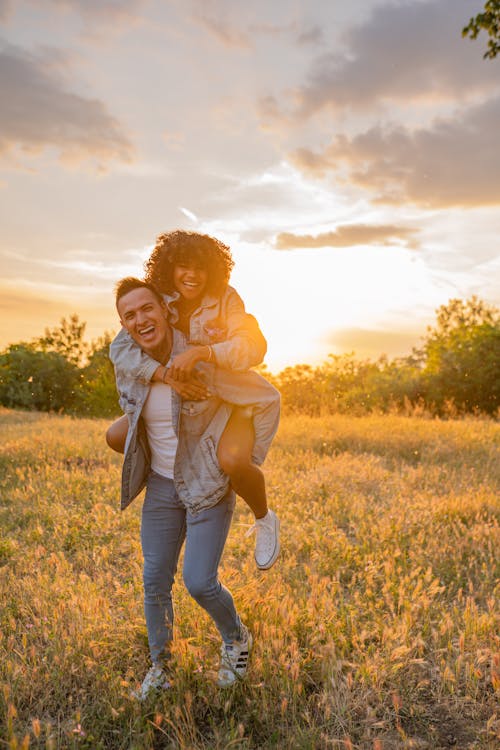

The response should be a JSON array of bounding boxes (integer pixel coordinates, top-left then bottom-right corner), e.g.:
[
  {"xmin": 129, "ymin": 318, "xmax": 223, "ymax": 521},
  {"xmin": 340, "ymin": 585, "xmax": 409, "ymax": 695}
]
[{"xmin": 173, "ymin": 263, "xmax": 208, "ymax": 301}]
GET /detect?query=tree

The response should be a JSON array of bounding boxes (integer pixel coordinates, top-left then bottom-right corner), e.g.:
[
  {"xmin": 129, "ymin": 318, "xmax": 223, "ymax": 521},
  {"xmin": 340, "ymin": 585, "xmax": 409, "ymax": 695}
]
[
  {"xmin": 37, "ymin": 314, "xmax": 88, "ymax": 366},
  {"xmin": 76, "ymin": 334, "xmax": 121, "ymax": 417},
  {"xmin": 422, "ymin": 297, "xmax": 500, "ymax": 414},
  {"xmin": 0, "ymin": 344, "xmax": 79, "ymax": 412},
  {"xmin": 463, "ymin": 1, "xmax": 500, "ymax": 59}
]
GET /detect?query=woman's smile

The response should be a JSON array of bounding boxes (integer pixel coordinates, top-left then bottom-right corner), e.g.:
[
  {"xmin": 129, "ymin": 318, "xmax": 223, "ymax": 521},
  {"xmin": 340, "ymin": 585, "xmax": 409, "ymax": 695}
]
[{"xmin": 173, "ymin": 264, "xmax": 208, "ymax": 300}]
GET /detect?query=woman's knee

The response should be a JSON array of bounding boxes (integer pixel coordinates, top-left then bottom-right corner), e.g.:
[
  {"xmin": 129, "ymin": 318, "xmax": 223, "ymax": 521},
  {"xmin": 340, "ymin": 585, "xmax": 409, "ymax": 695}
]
[
  {"xmin": 106, "ymin": 416, "xmax": 128, "ymax": 453},
  {"xmin": 217, "ymin": 445, "xmax": 251, "ymax": 476}
]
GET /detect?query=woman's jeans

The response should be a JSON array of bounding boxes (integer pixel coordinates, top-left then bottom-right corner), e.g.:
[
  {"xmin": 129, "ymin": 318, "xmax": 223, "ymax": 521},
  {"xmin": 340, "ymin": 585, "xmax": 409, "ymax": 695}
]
[{"xmin": 141, "ymin": 471, "xmax": 242, "ymax": 664}]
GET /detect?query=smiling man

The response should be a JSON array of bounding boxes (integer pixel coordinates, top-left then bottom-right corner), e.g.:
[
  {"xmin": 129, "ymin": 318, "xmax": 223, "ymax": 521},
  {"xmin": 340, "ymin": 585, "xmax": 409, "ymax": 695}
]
[{"xmin": 113, "ymin": 277, "xmax": 279, "ymax": 698}]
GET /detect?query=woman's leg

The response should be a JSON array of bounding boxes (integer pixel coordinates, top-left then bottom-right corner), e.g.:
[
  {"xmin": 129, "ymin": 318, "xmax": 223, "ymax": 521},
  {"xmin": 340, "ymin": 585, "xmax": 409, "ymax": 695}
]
[
  {"xmin": 182, "ymin": 491, "xmax": 242, "ymax": 644},
  {"xmin": 141, "ymin": 472, "xmax": 186, "ymax": 664},
  {"xmin": 217, "ymin": 409, "xmax": 280, "ymax": 570},
  {"xmin": 106, "ymin": 414, "xmax": 128, "ymax": 454},
  {"xmin": 217, "ymin": 409, "xmax": 267, "ymax": 518}
]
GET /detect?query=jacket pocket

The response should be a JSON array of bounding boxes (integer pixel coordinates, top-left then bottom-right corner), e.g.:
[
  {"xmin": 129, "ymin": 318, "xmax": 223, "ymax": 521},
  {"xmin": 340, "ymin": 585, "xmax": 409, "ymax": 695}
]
[
  {"xmin": 200, "ymin": 435, "xmax": 226, "ymax": 485},
  {"xmin": 180, "ymin": 400, "xmax": 213, "ymax": 435}
]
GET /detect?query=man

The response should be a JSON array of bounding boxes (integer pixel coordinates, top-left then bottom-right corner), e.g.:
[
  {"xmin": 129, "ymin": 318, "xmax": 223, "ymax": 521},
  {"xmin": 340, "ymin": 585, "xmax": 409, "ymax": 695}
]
[{"xmin": 113, "ymin": 277, "xmax": 279, "ymax": 699}]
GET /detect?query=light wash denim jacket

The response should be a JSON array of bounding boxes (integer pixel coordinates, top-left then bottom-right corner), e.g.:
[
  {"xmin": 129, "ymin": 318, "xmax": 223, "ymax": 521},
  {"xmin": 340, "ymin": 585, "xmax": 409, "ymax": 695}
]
[{"xmin": 110, "ymin": 328, "xmax": 280, "ymax": 514}]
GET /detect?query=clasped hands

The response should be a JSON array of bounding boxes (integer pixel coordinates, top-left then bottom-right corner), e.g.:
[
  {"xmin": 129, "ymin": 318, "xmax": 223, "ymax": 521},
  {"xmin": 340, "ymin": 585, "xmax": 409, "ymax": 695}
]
[{"xmin": 154, "ymin": 345, "xmax": 213, "ymax": 400}]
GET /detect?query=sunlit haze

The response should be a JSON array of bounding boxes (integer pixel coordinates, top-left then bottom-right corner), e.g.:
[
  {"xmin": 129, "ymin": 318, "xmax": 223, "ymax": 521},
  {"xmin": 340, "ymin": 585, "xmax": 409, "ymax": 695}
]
[{"xmin": 1, "ymin": 0, "xmax": 499, "ymax": 371}]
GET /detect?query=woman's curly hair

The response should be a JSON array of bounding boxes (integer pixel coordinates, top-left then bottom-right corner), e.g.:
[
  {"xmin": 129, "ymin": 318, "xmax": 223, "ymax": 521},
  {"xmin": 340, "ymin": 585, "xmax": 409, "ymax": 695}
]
[{"xmin": 144, "ymin": 230, "xmax": 234, "ymax": 297}]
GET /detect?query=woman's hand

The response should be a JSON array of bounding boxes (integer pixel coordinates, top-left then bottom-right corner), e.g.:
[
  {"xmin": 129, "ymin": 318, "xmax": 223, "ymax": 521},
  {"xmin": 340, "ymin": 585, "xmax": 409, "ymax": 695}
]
[
  {"xmin": 168, "ymin": 346, "xmax": 211, "ymax": 381},
  {"xmin": 163, "ymin": 370, "xmax": 210, "ymax": 400}
]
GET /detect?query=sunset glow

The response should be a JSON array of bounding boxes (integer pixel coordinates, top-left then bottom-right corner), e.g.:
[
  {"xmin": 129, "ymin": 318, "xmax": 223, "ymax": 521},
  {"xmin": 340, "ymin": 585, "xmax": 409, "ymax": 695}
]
[{"xmin": 1, "ymin": 1, "xmax": 499, "ymax": 371}]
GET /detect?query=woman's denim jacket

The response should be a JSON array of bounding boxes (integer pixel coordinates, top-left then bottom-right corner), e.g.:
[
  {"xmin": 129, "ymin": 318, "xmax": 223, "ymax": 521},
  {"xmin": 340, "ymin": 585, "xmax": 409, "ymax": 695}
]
[{"xmin": 111, "ymin": 328, "xmax": 280, "ymax": 514}]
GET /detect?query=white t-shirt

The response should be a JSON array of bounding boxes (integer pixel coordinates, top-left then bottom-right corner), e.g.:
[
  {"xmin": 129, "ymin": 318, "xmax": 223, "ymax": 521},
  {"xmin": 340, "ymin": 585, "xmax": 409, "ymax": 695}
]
[{"xmin": 141, "ymin": 382, "xmax": 178, "ymax": 479}]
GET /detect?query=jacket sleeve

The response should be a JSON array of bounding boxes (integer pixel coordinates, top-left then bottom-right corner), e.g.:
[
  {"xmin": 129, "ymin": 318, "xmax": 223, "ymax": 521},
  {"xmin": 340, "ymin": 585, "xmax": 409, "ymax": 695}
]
[
  {"xmin": 210, "ymin": 287, "xmax": 267, "ymax": 371},
  {"xmin": 109, "ymin": 327, "xmax": 161, "ymax": 384}
]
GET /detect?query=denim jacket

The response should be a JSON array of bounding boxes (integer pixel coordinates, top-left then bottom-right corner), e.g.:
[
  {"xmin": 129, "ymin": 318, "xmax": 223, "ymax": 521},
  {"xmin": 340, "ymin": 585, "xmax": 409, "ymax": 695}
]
[{"xmin": 114, "ymin": 328, "xmax": 280, "ymax": 514}]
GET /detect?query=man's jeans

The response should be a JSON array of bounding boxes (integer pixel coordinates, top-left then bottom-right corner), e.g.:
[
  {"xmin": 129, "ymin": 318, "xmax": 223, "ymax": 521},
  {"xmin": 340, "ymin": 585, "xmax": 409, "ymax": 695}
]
[{"xmin": 141, "ymin": 471, "xmax": 242, "ymax": 664}]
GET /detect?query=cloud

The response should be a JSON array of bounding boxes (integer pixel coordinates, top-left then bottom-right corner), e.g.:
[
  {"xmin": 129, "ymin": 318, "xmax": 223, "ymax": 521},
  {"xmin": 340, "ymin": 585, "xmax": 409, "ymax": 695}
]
[
  {"xmin": 195, "ymin": 14, "xmax": 252, "ymax": 48},
  {"xmin": 192, "ymin": 2, "xmax": 322, "ymax": 49},
  {"xmin": 0, "ymin": 42, "xmax": 133, "ymax": 166},
  {"xmin": 191, "ymin": 2, "xmax": 252, "ymax": 48},
  {"xmin": 296, "ymin": 25, "xmax": 323, "ymax": 46},
  {"xmin": 275, "ymin": 224, "xmax": 419, "ymax": 250},
  {"xmin": 286, "ymin": 0, "xmax": 500, "ymax": 117},
  {"xmin": 49, "ymin": 0, "xmax": 146, "ymax": 23},
  {"xmin": 0, "ymin": 0, "xmax": 13, "ymax": 20},
  {"xmin": 290, "ymin": 96, "xmax": 500, "ymax": 208}
]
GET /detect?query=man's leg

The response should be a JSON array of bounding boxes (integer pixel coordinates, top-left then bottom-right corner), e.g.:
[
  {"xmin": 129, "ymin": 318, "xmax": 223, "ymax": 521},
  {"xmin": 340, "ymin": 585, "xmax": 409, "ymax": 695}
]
[
  {"xmin": 141, "ymin": 472, "xmax": 186, "ymax": 665},
  {"xmin": 182, "ymin": 491, "xmax": 241, "ymax": 643},
  {"xmin": 182, "ymin": 492, "xmax": 252, "ymax": 686}
]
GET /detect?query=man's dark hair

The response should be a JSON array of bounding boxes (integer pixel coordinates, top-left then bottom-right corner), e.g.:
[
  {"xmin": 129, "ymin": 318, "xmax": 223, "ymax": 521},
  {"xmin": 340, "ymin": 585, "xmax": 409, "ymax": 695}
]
[
  {"xmin": 144, "ymin": 230, "xmax": 234, "ymax": 296},
  {"xmin": 115, "ymin": 277, "xmax": 163, "ymax": 307}
]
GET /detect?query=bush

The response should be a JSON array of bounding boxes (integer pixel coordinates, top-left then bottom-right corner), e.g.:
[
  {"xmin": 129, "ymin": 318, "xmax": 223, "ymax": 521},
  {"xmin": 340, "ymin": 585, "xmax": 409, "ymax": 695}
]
[{"xmin": 0, "ymin": 344, "xmax": 79, "ymax": 412}]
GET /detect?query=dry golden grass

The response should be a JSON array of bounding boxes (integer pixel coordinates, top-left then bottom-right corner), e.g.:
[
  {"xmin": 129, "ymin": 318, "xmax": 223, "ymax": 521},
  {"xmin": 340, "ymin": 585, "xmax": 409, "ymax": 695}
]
[{"xmin": 0, "ymin": 408, "xmax": 498, "ymax": 749}]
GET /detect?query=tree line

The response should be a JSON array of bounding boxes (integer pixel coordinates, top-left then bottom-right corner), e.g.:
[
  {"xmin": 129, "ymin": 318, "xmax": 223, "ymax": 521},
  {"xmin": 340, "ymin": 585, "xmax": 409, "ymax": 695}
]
[{"xmin": 1, "ymin": 297, "xmax": 499, "ymax": 419}]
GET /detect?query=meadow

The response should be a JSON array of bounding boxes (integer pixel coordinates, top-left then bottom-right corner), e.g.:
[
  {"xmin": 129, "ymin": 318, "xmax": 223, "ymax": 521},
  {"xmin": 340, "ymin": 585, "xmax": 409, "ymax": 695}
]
[{"xmin": 0, "ymin": 408, "xmax": 498, "ymax": 749}]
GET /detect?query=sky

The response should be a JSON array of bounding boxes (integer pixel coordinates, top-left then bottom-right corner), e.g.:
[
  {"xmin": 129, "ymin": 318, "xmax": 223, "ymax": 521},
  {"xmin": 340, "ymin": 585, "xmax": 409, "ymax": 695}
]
[{"xmin": 1, "ymin": 0, "xmax": 499, "ymax": 372}]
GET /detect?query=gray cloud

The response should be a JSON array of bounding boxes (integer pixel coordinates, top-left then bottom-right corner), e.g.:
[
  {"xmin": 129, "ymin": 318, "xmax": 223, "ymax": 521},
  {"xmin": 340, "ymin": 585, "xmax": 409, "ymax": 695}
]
[
  {"xmin": 192, "ymin": 3, "xmax": 323, "ymax": 50},
  {"xmin": 275, "ymin": 224, "xmax": 419, "ymax": 250},
  {"xmin": 0, "ymin": 42, "xmax": 133, "ymax": 166},
  {"xmin": 6, "ymin": 0, "xmax": 148, "ymax": 25},
  {"xmin": 290, "ymin": 95, "xmax": 500, "ymax": 208},
  {"xmin": 194, "ymin": 13, "xmax": 252, "ymax": 48},
  {"xmin": 296, "ymin": 25, "xmax": 323, "ymax": 46},
  {"xmin": 50, "ymin": 0, "xmax": 146, "ymax": 20},
  {"xmin": 0, "ymin": 0, "xmax": 13, "ymax": 20},
  {"xmin": 289, "ymin": 0, "xmax": 499, "ymax": 116}
]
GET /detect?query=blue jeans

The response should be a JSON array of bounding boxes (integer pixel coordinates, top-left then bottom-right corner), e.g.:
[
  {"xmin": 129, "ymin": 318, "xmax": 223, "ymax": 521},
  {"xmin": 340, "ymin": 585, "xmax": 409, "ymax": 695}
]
[{"xmin": 141, "ymin": 471, "xmax": 242, "ymax": 664}]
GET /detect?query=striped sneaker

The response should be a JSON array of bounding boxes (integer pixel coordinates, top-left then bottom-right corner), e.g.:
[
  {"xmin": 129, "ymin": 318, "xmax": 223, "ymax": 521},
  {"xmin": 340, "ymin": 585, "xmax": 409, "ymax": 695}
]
[{"xmin": 217, "ymin": 624, "xmax": 253, "ymax": 687}]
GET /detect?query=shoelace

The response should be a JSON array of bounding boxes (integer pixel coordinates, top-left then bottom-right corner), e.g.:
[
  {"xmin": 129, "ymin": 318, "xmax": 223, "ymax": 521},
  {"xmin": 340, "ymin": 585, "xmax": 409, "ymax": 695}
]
[{"xmin": 245, "ymin": 523, "xmax": 257, "ymax": 539}]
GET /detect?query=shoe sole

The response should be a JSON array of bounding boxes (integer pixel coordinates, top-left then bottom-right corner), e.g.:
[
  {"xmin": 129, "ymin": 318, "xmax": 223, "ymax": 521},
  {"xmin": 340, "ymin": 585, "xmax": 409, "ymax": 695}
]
[{"xmin": 255, "ymin": 516, "xmax": 280, "ymax": 570}]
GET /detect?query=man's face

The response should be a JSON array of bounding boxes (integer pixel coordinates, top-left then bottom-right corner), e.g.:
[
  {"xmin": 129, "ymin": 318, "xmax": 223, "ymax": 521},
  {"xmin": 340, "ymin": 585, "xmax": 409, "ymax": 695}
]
[{"xmin": 117, "ymin": 287, "xmax": 169, "ymax": 354}]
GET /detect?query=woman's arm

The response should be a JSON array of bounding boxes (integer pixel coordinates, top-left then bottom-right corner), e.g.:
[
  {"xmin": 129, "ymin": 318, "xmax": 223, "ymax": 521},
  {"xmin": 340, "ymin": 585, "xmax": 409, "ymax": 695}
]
[
  {"xmin": 110, "ymin": 327, "xmax": 209, "ymax": 399},
  {"xmin": 210, "ymin": 286, "xmax": 267, "ymax": 371}
]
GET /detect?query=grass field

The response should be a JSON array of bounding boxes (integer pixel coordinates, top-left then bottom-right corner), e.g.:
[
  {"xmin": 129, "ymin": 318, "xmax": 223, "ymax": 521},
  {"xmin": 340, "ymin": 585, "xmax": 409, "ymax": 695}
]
[{"xmin": 0, "ymin": 408, "xmax": 499, "ymax": 749}]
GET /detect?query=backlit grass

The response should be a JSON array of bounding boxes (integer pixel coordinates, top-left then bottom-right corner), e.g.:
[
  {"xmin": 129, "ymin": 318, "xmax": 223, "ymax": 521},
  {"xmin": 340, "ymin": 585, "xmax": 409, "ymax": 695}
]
[{"xmin": 0, "ymin": 408, "xmax": 498, "ymax": 749}]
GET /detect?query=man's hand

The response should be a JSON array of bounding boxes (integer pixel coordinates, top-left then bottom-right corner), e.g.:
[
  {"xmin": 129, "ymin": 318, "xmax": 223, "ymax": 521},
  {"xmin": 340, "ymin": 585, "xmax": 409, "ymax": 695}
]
[
  {"xmin": 168, "ymin": 346, "xmax": 211, "ymax": 381},
  {"xmin": 163, "ymin": 369, "xmax": 210, "ymax": 400}
]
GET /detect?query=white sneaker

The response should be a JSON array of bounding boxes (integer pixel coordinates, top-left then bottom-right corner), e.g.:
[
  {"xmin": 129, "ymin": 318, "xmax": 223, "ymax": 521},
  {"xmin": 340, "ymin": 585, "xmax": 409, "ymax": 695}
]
[
  {"xmin": 217, "ymin": 624, "xmax": 253, "ymax": 687},
  {"xmin": 131, "ymin": 664, "xmax": 172, "ymax": 701},
  {"xmin": 246, "ymin": 509, "xmax": 280, "ymax": 570}
]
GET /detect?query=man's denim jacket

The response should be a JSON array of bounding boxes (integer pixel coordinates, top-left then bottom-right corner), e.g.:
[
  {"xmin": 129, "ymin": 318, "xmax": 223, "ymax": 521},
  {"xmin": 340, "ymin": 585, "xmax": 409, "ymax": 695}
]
[{"xmin": 111, "ymin": 328, "xmax": 280, "ymax": 514}]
